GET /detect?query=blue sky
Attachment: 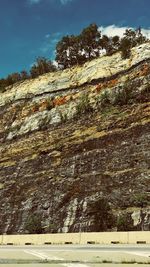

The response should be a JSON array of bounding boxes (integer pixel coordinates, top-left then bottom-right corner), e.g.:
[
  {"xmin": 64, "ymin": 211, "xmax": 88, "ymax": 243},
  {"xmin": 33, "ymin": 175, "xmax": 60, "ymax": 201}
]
[{"xmin": 0, "ymin": 0, "xmax": 150, "ymax": 78}]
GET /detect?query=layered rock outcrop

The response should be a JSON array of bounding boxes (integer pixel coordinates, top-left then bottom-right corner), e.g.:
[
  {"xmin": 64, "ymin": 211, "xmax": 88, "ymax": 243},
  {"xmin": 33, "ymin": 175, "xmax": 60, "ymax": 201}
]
[{"xmin": 0, "ymin": 43, "xmax": 150, "ymax": 234}]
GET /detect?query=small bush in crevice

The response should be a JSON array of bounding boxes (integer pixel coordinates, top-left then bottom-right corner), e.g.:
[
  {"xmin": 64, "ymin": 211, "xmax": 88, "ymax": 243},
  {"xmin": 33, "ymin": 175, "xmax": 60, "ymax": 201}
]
[
  {"xmin": 130, "ymin": 193, "xmax": 150, "ymax": 208},
  {"xmin": 59, "ymin": 110, "xmax": 68, "ymax": 123},
  {"xmin": 143, "ymin": 83, "xmax": 150, "ymax": 94},
  {"xmin": 45, "ymin": 97, "xmax": 54, "ymax": 110},
  {"xmin": 117, "ymin": 213, "xmax": 135, "ymax": 231},
  {"xmin": 95, "ymin": 90, "xmax": 111, "ymax": 111},
  {"xmin": 136, "ymin": 83, "xmax": 150, "ymax": 103},
  {"xmin": 88, "ymin": 198, "xmax": 115, "ymax": 231},
  {"xmin": 112, "ymin": 82, "xmax": 135, "ymax": 106},
  {"xmin": 44, "ymin": 223, "xmax": 57, "ymax": 233},
  {"xmin": 24, "ymin": 214, "xmax": 43, "ymax": 234},
  {"xmin": 76, "ymin": 93, "xmax": 92, "ymax": 115}
]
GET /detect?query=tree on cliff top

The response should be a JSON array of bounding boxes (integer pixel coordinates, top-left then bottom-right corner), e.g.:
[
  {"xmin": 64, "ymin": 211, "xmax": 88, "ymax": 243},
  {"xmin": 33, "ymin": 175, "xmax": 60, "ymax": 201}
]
[
  {"xmin": 120, "ymin": 27, "xmax": 147, "ymax": 59},
  {"xmin": 56, "ymin": 23, "xmax": 102, "ymax": 69},
  {"xmin": 30, "ymin": 57, "xmax": 56, "ymax": 78},
  {"xmin": 80, "ymin": 23, "xmax": 101, "ymax": 59},
  {"xmin": 56, "ymin": 35, "xmax": 83, "ymax": 68}
]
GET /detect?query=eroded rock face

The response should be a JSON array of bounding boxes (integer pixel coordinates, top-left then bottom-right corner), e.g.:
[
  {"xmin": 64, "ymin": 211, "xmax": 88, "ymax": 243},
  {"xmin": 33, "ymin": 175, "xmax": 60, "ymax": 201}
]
[{"xmin": 0, "ymin": 43, "xmax": 150, "ymax": 234}]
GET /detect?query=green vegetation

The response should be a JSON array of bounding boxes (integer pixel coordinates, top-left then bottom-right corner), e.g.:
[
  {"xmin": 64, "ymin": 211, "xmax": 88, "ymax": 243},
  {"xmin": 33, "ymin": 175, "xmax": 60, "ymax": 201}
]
[
  {"xmin": 95, "ymin": 83, "xmax": 133, "ymax": 112},
  {"xmin": 56, "ymin": 23, "xmax": 101, "ymax": 68},
  {"xmin": 120, "ymin": 27, "xmax": 147, "ymax": 59},
  {"xmin": 117, "ymin": 213, "xmax": 135, "ymax": 231},
  {"xmin": 102, "ymin": 260, "xmax": 113, "ymax": 263},
  {"xmin": 121, "ymin": 260, "xmax": 136, "ymax": 264},
  {"xmin": 88, "ymin": 198, "xmax": 115, "ymax": 231},
  {"xmin": 138, "ymin": 82, "xmax": 150, "ymax": 102},
  {"xmin": 74, "ymin": 76, "xmax": 149, "ymax": 119},
  {"xmin": 24, "ymin": 214, "xmax": 43, "ymax": 234},
  {"xmin": 131, "ymin": 193, "xmax": 150, "ymax": 208},
  {"xmin": 30, "ymin": 57, "xmax": 56, "ymax": 78},
  {"xmin": 96, "ymin": 90, "xmax": 111, "ymax": 110},
  {"xmin": 113, "ymin": 82, "xmax": 135, "ymax": 105},
  {"xmin": 0, "ymin": 57, "xmax": 56, "ymax": 92},
  {"xmin": 0, "ymin": 24, "xmax": 148, "ymax": 92},
  {"xmin": 76, "ymin": 93, "xmax": 92, "ymax": 115},
  {"xmin": 56, "ymin": 25, "xmax": 147, "ymax": 68},
  {"xmin": 120, "ymin": 38, "xmax": 132, "ymax": 59}
]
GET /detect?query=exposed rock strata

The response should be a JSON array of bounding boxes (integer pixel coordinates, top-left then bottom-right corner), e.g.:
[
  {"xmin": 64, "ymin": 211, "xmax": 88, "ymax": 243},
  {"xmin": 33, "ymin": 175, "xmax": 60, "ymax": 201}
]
[{"xmin": 0, "ymin": 43, "xmax": 150, "ymax": 234}]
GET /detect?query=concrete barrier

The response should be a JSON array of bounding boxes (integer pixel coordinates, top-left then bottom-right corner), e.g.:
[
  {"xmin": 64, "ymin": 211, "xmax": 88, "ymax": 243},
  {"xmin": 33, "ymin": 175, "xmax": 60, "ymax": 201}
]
[
  {"xmin": 1, "ymin": 233, "xmax": 80, "ymax": 246},
  {"xmin": 0, "ymin": 231, "xmax": 150, "ymax": 245},
  {"xmin": 80, "ymin": 232, "xmax": 129, "ymax": 244},
  {"xmin": 128, "ymin": 231, "xmax": 150, "ymax": 244}
]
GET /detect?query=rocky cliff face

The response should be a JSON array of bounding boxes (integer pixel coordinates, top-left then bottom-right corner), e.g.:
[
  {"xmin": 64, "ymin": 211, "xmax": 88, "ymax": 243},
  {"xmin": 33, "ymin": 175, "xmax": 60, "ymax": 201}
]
[{"xmin": 0, "ymin": 43, "xmax": 150, "ymax": 234}]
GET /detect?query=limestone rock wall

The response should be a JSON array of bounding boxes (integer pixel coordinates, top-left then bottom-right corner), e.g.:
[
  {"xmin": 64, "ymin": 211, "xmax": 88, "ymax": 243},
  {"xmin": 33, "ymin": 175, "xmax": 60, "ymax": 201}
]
[{"xmin": 0, "ymin": 43, "xmax": 150, "ymax": 234}]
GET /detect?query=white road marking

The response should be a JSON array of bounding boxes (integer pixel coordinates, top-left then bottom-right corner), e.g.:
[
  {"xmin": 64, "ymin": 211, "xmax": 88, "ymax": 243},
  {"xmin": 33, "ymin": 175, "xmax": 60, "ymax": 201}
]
[
  {"xmin": 24, "ymin": 249, "xmax": 64, "ymax": 260},
  {"xmin": 125, "ymin": 251, "xmax": 150, "ymax": 258},
  {"xmin": 24, "ymin": 250, "xmax": 47, "ymax": 260},
  {"xmin": 24, "ymin": 250, "xmax": 90, "ymax": 267},
  {"xmin": 62, "ymin": 264, "xmax": 89, "ymax": 267}
]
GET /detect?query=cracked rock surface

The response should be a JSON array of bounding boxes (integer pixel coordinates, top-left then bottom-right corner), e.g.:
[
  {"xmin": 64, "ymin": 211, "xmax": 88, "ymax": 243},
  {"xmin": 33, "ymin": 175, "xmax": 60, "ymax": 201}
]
[{"xmin": 0, "ymin": 43, "xmax": 150, "ymax": 234}]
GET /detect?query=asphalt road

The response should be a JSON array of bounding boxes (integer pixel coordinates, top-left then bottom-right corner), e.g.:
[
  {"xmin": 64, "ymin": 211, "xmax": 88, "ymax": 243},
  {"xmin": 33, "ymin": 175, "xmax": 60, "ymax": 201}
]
[
  {"xmin": 0, "ymin": 244, "xmax": 150, "ymax": 251},
  {"xmin": 0, "ymin": 244, "xmax": 150, "ymax": 267}
]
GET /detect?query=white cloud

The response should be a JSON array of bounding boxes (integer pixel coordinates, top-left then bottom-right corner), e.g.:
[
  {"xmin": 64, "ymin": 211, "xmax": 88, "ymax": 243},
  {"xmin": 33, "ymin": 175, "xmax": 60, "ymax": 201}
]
[
  {"xmin": 45, "ymin": 34, "xmax": 50, "ymax": 39},
  {"xmin": 40, "ymin": 32, "xmax": 62, "ymax": 54},
  {"xmin": 28, "ymin": 0, "xmax": 73, "ymax": 5},
  {"xmin": 99, "ymin": 25, "xmax": 128, "ymax": 38},
  {"xmin": 52, "ymin": 60, "xmax": 58, "ymax": 68},
  {"xmin": 60, "ymin": 0, "xmax": 73, "ymax": 4},
  {"xmin": 141, "ymin": 28, "xmax": 150, "ymax": 39},
  {"xmin": 28, "ymin": 0, "xmax": 41, "ymax": 4},
  {"xmin": 99, "ymin": 25, "xmax": 150, "ymax": 39}
]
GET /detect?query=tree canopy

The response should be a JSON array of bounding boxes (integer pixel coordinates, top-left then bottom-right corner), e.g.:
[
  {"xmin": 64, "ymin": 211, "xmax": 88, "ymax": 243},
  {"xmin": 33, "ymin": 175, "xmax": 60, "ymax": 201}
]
[
  {"xmin": 30, "ymin": 57, "xmax": 56, "ymax": 78},
  {"xmin": 0, "ymin": 24, "xmax": 148, "ymax": 92},
  {"xmin": 56, "ymin": 24, "xmax": 147, "ymax": 68}
]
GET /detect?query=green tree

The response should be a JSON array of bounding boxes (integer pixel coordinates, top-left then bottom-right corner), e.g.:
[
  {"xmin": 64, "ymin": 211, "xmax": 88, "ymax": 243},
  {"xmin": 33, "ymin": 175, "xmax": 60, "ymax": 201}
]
[
  {"xmin": 5, "ymin": 72, "xmax": 21, "ymax": 86},
  {"xmin": 56, "ymin": 36, "xmax": 69, "ymax": 68},
  {"xmin": 0, "ymin": 79, "xmax": 7, "ymax": 92},
  {"xmin": 111, "ymin": 35, "xmax": 120, "ymax": 52},
  {"xmin": 56, "ymin": 23, "xmax": 101, "ymax": 68},
  {"xmin": 80, "ymin": 23, "xmax": 101, "ymax": 59},
  {"xmin": 123, "ymin": 29, "xmax": 137, "ymax": 48},
  {"xmin": 20, "ymin": 70, "xmax": 29, "ymax": 80},
  {"xmin": 120, "ymin": 38, "xmax": 131, "ymax": 59},
  {"xmin": 56, "ymin": 35, "xmax": 83, "ymax": 68},
  {"xmin": 30, "ymin": 57, "xmax": 56, "ymax": 78},
  {"xmin": 120, "ymin": 28, "xmax": 147, "ymax": 59},
  {"xmin": 99, "ymin": 35, "xmax": 120, "ymax": 56},
  {"xmin": 99, "ymin": 35, "xmax": 110, "ymax": 54},
  {"xmin": 135, "ymin": 27, "xmax": 147, "ymax": 45}
]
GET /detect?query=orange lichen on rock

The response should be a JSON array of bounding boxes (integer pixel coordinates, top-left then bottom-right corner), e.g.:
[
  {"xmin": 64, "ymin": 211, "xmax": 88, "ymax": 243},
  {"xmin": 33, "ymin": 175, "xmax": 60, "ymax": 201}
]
[
  {"xmin": 96, "ymin": 79, "xmax": 118, "ymax": 92},
  {"xmin": 95, "ymin": 84, "xmax": 103, "ymax": 92},
  {"xmin": 139, "ymin": 64, "xmax": 150, "ymax": 76},
  {"xmin": 39, "ymin": 99, "xmax": 53, "ymax": 112},
  {"xmin": 32, "ymin": 104, "xmax": 39, "ymax": 113},
  {"xmin": 53, "ymin": 96, "xmax": 67, "ymax": 106},
  {"xmin": 133, "ymin": 64, "xmax": 150, "ymax": 78}
]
